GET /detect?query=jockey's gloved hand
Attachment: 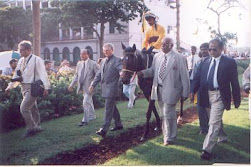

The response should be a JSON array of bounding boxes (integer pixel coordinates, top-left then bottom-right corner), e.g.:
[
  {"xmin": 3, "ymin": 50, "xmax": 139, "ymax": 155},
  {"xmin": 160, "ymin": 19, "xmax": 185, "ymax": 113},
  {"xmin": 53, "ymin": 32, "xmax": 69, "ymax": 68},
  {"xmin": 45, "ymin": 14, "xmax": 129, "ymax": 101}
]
[
  {"xmin": 141, "ymin": 48, "xmax": 147, "ymax": 53},
  {"xmin": 147, "ymin": 46, "xmax": 154, "ymax": 53},
  {"xmin": 244, "ymin": 84, "xmax": 250, "ymax": 94}
]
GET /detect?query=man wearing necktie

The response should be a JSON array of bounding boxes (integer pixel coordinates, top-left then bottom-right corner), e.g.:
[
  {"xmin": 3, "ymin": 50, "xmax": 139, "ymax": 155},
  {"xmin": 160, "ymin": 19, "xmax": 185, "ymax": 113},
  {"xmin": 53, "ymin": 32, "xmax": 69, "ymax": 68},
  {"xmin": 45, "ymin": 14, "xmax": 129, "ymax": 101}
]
[
  {"xmin": 190, "ymin": 39, "xmax": 241, "ymax": 160},
  {"xmin": 5, "ymin": 40, "xmax": 50, "ymax": 138},
  {"xmin": 138, "ymin": 37, "xmax": 190, "ymax": 146},
  {"xmin": 89, "ymin": 43, "xmax": 123, "ymax": 137},
  {"xmin": 186, "ymin": 46, "xmax": 200, "ymax": 92},
  {"xmin": 68, "ymin": 49, "xmax": 99, "ymax": 126}
]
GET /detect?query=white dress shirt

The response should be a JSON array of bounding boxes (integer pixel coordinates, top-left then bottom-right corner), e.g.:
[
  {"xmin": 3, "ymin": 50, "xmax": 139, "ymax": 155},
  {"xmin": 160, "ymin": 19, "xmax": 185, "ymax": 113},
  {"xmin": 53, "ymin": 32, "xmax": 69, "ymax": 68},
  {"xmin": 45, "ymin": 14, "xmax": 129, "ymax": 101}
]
[
  {"xmin": 207, "ymin": 55, "xmax": 222, "ymax": 89},
  {"xmin": 9, "ymin": 54, "xmax": 50, "ymax": 89}
]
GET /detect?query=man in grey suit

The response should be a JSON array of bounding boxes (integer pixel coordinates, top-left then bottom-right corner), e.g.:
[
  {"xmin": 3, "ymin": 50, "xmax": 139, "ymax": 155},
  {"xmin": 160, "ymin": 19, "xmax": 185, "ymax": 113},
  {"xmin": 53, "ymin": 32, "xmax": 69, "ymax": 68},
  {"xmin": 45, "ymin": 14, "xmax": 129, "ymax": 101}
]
[
  {"xmin": 68, "ymin": 49, "xmax": 99, "ymax": 126},
  {"xmin": 138, "ymin": 37, "xmax": 190, "ymax": 146},
  {"xmin": 89, "ymin": 43, "xmax": 123, "ymax": 137}
]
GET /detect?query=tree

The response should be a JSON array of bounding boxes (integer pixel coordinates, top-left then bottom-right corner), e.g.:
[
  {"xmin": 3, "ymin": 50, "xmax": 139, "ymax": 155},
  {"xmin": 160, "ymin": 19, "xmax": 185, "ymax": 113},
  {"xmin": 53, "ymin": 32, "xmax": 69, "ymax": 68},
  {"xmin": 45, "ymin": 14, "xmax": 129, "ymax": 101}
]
[
  {"xmin": 0, "ymin": 7, "xmax": 32, "ymax": 50},
  {"xmin": 41, "ymin": 8, "xmax": 62, "ymax": 42},
  {"xmin": 57, "ymin": 0, "xmax": 147, "ymax": 58},
  {"xmin": 206, "ymin": 0, "xmax": 244, "ymax": 47},
  {"xmin": 32, "ymin": 0, "xmax": 41, "ymax": 56}
]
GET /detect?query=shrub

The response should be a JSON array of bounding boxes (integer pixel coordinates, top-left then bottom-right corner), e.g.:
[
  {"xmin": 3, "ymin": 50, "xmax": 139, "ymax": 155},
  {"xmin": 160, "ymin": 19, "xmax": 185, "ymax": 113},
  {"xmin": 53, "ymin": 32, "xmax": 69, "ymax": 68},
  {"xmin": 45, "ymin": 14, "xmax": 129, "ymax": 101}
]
[{"xmin": 0, "ymin": 74, "xmax": 105, "ymax": 133}]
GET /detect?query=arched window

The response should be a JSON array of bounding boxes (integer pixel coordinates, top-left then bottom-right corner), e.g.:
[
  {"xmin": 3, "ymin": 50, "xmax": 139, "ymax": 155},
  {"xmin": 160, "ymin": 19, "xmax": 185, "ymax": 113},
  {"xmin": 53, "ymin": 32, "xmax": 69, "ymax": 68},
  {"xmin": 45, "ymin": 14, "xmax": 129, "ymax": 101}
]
[
  {"xmin": 62, "ymin": 47, "xmax": 70, "ymax": 61},
  {"xmin": 73, "ymin": 47, "xmax": 80, "ymax": 65},
  {"xmin": 44, "ymin": 48, "xmax": 50, "ymax": 60},
  {"xmin": 85, "ymin": 46, "xmax": 93, "ymax": 60},
  {"xmin": 53, "ymin": 47, "xmax": 60, "ymax": 64}
]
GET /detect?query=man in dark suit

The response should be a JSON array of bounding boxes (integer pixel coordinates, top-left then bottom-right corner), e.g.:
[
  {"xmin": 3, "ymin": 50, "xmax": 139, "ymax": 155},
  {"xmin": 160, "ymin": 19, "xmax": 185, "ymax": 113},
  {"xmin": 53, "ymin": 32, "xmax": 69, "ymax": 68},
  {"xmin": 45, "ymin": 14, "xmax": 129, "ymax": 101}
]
[
  {"xmin": 89, "ymin": 43, "xmax": 123, "ymax": 137},
  {"xmin": 190, "ymin": 39, "xmax": 241, "ymax": 160}
]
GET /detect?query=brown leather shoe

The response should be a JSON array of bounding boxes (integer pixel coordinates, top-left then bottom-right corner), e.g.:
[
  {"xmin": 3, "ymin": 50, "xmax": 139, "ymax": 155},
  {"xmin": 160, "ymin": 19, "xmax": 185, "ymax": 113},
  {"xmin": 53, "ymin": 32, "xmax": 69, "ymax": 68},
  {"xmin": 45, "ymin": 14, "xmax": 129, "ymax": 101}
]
[
  {"xmin": 110, "ymin": 126, "xmax": 123, "ymax": 131},
  {"xmin": 96, "ymin": 129, "xmax": 106, "ymax": 138},
  {"xmin": 201, "ymin": 150, "xmax": 211, "ymax": 160}
]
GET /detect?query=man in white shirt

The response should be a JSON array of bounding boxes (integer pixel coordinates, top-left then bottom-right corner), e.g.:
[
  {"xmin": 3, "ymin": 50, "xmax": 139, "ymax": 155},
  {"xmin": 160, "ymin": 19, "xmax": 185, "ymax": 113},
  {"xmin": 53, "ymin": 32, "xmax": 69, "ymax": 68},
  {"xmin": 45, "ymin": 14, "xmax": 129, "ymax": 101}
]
[
  {"xmin": 68, "ymin": 49, "xmax": 99, "ymax": 126},
  {"xmin": 5, "ymin": 40, "xmax": 50, "ymax": 138},
  {"xmin": 2, "ymin": 59, "xmax": 18, "ymax": 76},
  {"xmin": 186, "ymin": 46, "xmax": 200, "ymax": 91}
]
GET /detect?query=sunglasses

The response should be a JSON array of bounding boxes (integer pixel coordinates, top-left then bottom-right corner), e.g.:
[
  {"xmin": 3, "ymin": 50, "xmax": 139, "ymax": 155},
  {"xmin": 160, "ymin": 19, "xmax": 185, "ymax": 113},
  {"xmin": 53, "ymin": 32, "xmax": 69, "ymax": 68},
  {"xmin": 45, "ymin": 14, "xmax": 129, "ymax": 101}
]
[{"xmin": 208, "ymin": 48, "xmax": 218, "ymax": 52}]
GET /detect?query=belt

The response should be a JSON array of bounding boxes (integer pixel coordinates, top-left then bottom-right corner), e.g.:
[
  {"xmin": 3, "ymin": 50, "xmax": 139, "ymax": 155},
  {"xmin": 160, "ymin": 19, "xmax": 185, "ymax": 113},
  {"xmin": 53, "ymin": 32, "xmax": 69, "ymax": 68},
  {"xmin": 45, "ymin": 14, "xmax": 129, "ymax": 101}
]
[
  {"xmin": 209, "ymin": 88, "xmax": 219, "ymax": 91},
  {"xmin": 158, "ymin": 84, "xmax": 163, "ymax": 87}
]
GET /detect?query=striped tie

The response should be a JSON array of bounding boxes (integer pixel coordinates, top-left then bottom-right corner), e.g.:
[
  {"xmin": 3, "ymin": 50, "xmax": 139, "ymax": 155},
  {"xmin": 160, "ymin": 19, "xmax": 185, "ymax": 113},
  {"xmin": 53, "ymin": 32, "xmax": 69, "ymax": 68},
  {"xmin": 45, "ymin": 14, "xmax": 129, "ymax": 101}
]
[{"xmin": 159, "ymin": 56, "xmax": 167, "ymax": 80}]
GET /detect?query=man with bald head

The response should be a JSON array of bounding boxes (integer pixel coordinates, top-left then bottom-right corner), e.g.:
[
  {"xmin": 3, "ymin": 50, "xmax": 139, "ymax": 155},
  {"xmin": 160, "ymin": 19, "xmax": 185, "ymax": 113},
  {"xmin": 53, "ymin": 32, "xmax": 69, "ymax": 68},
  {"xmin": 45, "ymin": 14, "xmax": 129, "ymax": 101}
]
[
  {"xmin": 138, "ymin": 37, "xmax": 190, "ymax": 146},
  {"xmin": 68, "ymin": 49, "xmax": 99, "ymax": 126}
]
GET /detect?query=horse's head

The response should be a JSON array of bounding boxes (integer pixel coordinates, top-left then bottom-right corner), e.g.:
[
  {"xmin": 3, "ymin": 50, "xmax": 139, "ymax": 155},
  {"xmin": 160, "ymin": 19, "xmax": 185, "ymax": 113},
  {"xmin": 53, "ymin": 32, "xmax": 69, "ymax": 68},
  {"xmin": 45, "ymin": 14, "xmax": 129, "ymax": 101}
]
[{"xmin": 121, "ymin": 43, "xmax": 138, "ymax": 85}]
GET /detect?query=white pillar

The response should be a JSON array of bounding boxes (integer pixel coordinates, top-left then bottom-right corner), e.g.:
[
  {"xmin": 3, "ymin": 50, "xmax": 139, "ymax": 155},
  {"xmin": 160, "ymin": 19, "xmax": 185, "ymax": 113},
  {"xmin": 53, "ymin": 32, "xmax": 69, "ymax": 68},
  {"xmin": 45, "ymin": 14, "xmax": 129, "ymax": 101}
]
[
  {"xmin": 40, "ymin": 1, "xmax": 42, "ymax": 9},
  {"xmin": 70, "ymin": 28, "xmax": 73, "ymax": 40},
  {"xmin": 81, "ymin": 27, "xmax": 84, "ymax": 39},
  {"xmin": 22, "ymin": 0, "xmax": 26, "ymax": 10},
  {"xmin": 59, "ymin": 23, "xmax": 63, "ymax": 40},
  {"xmin": 48, "ymin": 1, "xmax": 51, "ymax": 8}
]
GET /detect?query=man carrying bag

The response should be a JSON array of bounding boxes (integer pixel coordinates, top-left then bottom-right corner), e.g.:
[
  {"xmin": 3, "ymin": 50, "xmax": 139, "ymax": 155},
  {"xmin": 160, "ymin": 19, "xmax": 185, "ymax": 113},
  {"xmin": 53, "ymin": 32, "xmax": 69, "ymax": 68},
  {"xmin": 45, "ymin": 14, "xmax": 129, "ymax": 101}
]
[{"xmin": 6, "ymin": 40, "xmax": 50, "ymax": 138}]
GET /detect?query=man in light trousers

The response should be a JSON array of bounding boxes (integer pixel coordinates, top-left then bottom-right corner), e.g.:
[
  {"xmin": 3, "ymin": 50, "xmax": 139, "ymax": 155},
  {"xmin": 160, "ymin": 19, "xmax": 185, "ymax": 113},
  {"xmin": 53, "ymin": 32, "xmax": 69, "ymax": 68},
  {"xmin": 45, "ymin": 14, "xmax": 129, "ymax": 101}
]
[
  {"xmin": 6, "ymin": 40, "xmax": 50, "ymax": 138},
  {"xmin": 139, "ymin": 37, "xmax": 190, "ymax": 146},
  {"xmin": 68, "ymin": 49, "xmax": 99, "ymax": 126}
]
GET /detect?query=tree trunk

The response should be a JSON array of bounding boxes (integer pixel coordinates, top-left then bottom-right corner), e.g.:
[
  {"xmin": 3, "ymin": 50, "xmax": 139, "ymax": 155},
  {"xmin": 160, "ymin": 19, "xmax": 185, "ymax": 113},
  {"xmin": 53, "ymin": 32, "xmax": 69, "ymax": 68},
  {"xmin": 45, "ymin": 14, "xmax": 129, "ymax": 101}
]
[
  {"xmin": 176, "ymin": 0, "xmax": 180, "ymax": 50},
  {"xmin": 99, "ymin": 23, "xmax": 105, "ymax": 58},
  {"xmin": 32, "ymin": 0, "xmax": 41, "ymax": 56}
]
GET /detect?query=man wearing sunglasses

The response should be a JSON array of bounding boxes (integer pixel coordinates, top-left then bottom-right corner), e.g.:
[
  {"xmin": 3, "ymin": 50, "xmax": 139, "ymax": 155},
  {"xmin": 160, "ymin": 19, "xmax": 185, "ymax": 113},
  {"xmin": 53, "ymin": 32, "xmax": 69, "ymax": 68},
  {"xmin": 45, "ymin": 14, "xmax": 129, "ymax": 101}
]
[
  {"xmin": 190, "ymin": 39, "xmax": 241, "ymax": 160},
  {"xmin": 142, "ymin": 11, "xmax": 165, "ymax": 53}
]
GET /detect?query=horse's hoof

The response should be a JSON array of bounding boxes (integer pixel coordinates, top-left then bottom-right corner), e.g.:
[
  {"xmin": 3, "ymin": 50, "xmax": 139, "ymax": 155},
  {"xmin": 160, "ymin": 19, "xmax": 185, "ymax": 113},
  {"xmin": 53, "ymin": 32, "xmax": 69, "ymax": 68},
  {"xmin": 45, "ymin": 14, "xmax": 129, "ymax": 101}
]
[{"xmin": 140, "ymin": 137, "xmax": 147, "ymax": 142}]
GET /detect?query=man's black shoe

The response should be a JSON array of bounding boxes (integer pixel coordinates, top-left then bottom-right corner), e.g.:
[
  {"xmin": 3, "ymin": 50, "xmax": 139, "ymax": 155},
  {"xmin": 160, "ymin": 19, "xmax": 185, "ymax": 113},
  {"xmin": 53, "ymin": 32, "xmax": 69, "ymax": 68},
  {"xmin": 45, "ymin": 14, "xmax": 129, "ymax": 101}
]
[
  {"xmin": 200, "ymin": 150, "xmax": 211, "ymax": 160},
  {"xmin": 96, "ymin": 129, "xmax": 106, "ymax": 138},
  {"xmin": 78, "ymin": 122, "xmax": 88, "ymax": 126},
  {"xmin": 110, "ymin": 126, "xmax": 123, "ymax": 131},
  {"xmin": 22, "ymin": 129, "xmax": 36, "ymax": 139}
]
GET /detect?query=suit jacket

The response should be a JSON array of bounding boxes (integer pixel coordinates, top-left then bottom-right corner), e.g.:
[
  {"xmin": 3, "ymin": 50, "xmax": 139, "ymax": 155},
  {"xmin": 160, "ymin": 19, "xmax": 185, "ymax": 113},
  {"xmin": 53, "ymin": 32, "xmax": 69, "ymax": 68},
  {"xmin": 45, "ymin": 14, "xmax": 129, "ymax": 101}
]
[
  {"xmin": 192, "ymin": 55, "xmax": 241, "ymax": 110},
  {"xmin": 70, "ymin": 59, "xmax": 99, "ymax": 95},
  {"xmin": 91, "ymin": 55, "xmax": 122, "ymax": 98},
  {"xmin": 142, "ymin": 50, "xmax": 190, "ymax": 104}
]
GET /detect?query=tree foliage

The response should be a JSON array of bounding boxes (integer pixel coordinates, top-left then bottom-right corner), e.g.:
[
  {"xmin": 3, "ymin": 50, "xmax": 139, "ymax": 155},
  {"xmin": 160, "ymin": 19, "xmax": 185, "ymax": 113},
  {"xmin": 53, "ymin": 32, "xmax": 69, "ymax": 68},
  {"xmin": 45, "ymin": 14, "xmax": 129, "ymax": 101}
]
[
  {"xmin": 41, "ymin": 8, "xmax": 62, "ymax": 42},
  {"xmin": 206, "ymin": 0, "xmax": 244, "ymax": 46},
  {"xmin": 57, "ymin": 0, "xmax": 148, "ymax": 57},
  {"xmin": 0, "ymin": 7, "xmax": 32, "ymax": 49}
]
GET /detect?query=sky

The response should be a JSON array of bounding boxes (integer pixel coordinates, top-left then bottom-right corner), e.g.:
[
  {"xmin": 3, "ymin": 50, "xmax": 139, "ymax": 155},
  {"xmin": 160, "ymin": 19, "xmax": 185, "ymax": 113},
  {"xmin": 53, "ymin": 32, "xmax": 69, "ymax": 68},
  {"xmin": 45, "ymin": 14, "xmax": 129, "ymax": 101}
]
[{"xmin": 180, "ymin": 0, "xmax": 250, "ymax": 48}]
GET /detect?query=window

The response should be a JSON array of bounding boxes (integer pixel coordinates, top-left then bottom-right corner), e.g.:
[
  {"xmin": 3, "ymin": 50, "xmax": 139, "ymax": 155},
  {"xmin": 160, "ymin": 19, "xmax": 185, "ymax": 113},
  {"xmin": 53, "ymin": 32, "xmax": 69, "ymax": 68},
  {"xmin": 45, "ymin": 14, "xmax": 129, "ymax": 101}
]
[
  {"xmin": 73, "ymin": 47, "xmax": 80, "ymax": 65},
  {"xmin": 85, "ymin": 46, "xmax": 93, "ymax": 60},
  {"xmin": 62, "ymin": 47, "xmax": 70, "ymax": 61},
  {"xmin": 109, "ymin": 21, "xmax": 115, "ymax": 34},
  {"xmin": 53, "ymin": 48, "xmax": 60, "ymax": 64},
  {"xmin": 44, "ymin": 48, "xmax": 50, "ymax": 60}
]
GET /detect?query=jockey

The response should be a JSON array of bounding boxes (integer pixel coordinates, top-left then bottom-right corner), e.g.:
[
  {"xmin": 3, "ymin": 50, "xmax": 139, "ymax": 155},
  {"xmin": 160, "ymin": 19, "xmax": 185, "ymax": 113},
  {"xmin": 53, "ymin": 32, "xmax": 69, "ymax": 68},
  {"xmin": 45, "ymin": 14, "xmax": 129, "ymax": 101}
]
[{"xmin": 142, "ymin": 11, "xmax": 166, "ymax": 53}]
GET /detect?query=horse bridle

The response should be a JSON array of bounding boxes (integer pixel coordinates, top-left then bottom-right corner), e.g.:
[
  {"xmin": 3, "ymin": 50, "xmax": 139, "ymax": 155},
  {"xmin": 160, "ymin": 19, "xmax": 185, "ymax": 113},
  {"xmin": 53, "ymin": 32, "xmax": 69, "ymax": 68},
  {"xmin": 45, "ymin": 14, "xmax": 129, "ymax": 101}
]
[{"xmin": 122, "ymin": 51, "xmax": 138, "ymax": 74}]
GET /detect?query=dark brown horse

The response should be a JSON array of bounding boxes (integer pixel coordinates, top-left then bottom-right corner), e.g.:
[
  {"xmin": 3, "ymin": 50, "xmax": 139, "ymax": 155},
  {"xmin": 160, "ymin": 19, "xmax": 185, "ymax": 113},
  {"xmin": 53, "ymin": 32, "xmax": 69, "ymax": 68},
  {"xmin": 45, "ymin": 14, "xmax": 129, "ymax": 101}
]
[{"xmin": 120, "ymin": 43, "xmax": 161, "ymax": 141}]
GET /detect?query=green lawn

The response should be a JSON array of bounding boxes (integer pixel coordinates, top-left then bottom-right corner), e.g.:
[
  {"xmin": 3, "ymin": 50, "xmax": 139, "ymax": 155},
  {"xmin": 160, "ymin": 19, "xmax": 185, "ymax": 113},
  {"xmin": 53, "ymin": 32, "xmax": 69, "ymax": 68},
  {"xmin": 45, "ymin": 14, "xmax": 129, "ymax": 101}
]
[
  {"xmin": 0, "ymin": 98, "xmax": 193, "ymax": 165},
  {"xmin": 104, "ymin": 98, "xmax": 250, "ymax": 165},
  {"xmin": 0, "ymin": 98, "xmax": 249, "ymax": 165}
]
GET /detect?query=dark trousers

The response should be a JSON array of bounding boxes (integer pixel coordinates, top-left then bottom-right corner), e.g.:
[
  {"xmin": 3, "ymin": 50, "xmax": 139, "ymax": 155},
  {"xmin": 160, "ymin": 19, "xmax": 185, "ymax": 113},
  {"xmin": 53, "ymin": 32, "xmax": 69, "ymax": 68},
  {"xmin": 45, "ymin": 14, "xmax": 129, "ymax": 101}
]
[{"xmin": 101, "ymin": 97, "xmax": 123, "ymax": 132}]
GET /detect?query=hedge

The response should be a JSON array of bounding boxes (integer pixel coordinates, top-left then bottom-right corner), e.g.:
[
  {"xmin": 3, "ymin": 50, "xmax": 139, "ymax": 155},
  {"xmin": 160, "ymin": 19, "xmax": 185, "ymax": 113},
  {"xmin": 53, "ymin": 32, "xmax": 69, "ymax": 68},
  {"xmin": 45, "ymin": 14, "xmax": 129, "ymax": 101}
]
[{"xmin": 0, "ymin": 74, "xmax": 105, "ymax": 133}]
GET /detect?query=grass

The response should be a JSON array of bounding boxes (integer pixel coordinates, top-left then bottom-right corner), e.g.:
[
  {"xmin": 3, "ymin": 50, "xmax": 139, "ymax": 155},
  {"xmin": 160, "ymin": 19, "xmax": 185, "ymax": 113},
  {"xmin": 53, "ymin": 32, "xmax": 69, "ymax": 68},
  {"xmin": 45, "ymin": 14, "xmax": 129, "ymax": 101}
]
[
  {"xmin": 0, "ymin": 97, "xmax": 249, "ymax": 165},
  {"xmin": 0, "ymin": 98, "xmax": 193, "ymax": 165},
  {"xmin": 104, "ymin": 98, "xmax": 250, "ymax": 165}
]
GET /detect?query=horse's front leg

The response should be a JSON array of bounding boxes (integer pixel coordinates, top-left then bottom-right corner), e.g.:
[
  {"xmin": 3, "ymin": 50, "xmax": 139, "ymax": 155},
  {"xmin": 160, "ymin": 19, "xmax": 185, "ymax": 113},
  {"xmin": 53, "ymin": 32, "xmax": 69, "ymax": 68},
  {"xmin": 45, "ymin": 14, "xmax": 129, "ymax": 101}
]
[
  {"xmin": 140, "ymin": 98, "xmax": 154, "ymax": 142},
  {"xmin": 152, "ymin": 101, "xmax": 161, "ymax": 132}
]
